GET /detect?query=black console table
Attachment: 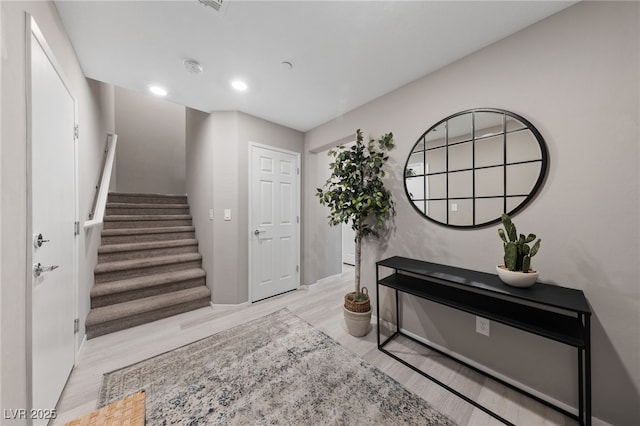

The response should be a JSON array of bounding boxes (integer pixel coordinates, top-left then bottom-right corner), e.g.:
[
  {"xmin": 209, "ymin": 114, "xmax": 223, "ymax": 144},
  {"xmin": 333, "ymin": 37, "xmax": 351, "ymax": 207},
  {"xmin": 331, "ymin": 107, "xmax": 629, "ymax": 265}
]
[{"xmin": 376, "ymin": 256, "xmax": 591, "ymax": 426}]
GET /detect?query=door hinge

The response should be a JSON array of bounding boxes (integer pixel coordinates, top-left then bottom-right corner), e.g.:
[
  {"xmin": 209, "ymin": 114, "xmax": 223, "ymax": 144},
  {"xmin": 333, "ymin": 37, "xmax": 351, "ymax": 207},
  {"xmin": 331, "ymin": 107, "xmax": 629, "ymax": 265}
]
[
  {"xmin": 296, "ymin": 265, "xmax": 299, "ymax": 273},
  {"xmin": 74, "ymin": 221, "xmax": 80, "ymax": 236},
  {"xmin": 296, "ymin": 216, "xmax": 299, "ymax": 224},
  {"xmin": 297, "ymin": 167, "xmax": 300, "ymax": 175},
  {"xmin": 73, "ymin": 318, "xmax": 79, "ymax": 333},
  {"xmin": 74, "ymin": 124, "xmax": 79, "ymax": 139}
]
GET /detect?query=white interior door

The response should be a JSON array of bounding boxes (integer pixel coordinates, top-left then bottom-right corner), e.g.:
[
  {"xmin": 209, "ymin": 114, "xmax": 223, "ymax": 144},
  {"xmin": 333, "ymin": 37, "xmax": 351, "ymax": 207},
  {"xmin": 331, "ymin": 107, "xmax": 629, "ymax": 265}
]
[
  {"xmin": 29, "ymin": 17, "xmax": 77, "ymax": 420},
  {"xmin": 250, "ymin": 144, "xmax": 300, "ymax": 302}
]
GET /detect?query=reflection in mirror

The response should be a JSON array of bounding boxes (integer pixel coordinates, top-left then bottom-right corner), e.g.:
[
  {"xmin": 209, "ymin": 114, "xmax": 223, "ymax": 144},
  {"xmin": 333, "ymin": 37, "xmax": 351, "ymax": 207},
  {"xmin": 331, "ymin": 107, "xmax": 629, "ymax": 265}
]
[
  {"xmin": 425, "ymin": 124, "xmax": 446, "ymax": 149},
  {"xmin": 507, "ymin": 130, "xmax": 541, "ymax": 163},
  {"xmin": 404, "ymin": 108, "xmax": 548, "ymax": 228},
  {"xmin": 448, "ymin": 171, "xmax": 473, "ymax": 198},
  {"xmin": 475, "ymin": 135, "xmax": 503, "ymax": 168},
  {"xmin": 474, "ymin": 112, "xmax": 504, "ymax": 138},
  {"xmin": 447, "ymin": 114, "xmax": 473, "ymax": 144},
  {"xmin": 448, "ymin": 142, "xmax": 473, "ymax": 171},
  {"xmin": 476, "ymin": 198, "xmax": 504, "ymax": 225},
  {"xmin": 428, "ymin": 174, "xmax": 447, "ymax": 199},
  {"xmin": 506, "ymin": 163, "xmax": 541, "ymax": 195},
  {"xmin": 449, "ymin": 199, "xmax": 473, "ymax": 226},
  {"xmin": 427, "ymin": 147, "xmax": 447, "ymax": 174},
  {"xmin": 426, "ymin": 200, "xmax": 447, "ymax": 223},
  {"xmin": 475, "ymin": 167, "xmax": 504, "ymax": 197},
  {"xmin": 406, "ymin": 152, "xmax": 424, "ymax": 177}
]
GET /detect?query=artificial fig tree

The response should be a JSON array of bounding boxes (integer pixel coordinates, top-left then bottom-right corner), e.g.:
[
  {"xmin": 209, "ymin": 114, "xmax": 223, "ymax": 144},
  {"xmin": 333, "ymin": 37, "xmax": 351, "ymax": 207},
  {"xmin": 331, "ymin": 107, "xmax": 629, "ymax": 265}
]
[{"xmin": 316, "ymin": 129, "xmax": 395, "ymax": 308}]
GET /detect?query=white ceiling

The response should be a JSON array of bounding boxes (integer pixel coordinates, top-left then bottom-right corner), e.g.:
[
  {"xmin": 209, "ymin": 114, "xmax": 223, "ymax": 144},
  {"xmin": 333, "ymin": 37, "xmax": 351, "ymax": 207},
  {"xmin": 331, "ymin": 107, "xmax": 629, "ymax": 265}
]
[{"xmin": 54, "ymin": 1, "xmax": 576, "ymax": 132}]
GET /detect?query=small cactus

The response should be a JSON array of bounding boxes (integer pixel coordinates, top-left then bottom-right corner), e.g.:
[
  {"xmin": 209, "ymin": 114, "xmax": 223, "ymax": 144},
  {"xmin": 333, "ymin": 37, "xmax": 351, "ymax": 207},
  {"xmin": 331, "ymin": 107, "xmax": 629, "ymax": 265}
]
[{"xmin": 498, "ymin": 214, "xmax": 541, "ymax": 272}]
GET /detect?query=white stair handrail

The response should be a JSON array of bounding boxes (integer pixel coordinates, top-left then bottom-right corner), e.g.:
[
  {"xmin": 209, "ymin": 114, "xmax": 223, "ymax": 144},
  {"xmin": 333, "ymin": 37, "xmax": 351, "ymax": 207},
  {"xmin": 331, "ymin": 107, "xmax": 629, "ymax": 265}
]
[{"xmin": 84, "ymin": 133, "xmax": 117, "ymax": 229}]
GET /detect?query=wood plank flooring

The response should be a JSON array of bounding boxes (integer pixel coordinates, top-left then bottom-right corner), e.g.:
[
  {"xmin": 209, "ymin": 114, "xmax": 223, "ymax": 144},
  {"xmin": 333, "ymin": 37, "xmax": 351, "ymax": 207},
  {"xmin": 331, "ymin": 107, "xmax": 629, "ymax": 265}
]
[{"xmin": 54, "ymin": 266, "xmax": 574, "ymax": 425}]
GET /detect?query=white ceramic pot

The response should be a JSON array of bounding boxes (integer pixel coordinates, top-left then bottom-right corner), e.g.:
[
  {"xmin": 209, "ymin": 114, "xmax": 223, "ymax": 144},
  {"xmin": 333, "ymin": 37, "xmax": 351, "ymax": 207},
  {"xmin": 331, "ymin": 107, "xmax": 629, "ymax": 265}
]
[
  {"xmin": 496, "ymin": 265, "xmax": 539, "ymax": 288},
  {"xmin": 343, "ymin": 306, "xmax": 372, "ymax": 337}
]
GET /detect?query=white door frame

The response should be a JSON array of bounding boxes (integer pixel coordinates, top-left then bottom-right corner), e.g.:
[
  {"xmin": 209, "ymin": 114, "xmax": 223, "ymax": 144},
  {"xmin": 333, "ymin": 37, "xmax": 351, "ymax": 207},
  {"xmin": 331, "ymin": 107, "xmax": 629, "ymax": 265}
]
[
  {"xmin": 248, "ymin": 142, "xmax": 301, "ymax": 303},
  {"xmin": 25, "ymin": 13, "xmax": 79, "ymax": 412}
]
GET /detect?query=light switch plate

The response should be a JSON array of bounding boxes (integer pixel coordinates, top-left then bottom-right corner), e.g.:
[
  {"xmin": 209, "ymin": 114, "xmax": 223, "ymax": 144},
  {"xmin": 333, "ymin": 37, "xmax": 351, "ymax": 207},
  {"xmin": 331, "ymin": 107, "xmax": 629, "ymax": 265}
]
[{"xmin": 224, "ymin": 209, "xmax": 231, "ymax": 221}]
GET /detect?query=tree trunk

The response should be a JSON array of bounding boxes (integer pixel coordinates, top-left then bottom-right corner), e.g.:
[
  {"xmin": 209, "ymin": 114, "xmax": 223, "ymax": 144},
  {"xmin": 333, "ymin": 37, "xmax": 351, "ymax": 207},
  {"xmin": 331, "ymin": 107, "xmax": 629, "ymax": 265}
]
[{"xmin": 355, "ymin": 234, "xmax": 362, "ymax": 295}]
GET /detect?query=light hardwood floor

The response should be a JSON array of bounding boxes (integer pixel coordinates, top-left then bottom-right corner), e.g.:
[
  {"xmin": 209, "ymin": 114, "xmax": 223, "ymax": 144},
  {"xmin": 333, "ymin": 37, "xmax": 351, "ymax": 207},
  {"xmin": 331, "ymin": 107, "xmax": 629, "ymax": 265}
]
[{"xmin": 54, "ymin": 267, "xmax": 574, "ymax": 425}]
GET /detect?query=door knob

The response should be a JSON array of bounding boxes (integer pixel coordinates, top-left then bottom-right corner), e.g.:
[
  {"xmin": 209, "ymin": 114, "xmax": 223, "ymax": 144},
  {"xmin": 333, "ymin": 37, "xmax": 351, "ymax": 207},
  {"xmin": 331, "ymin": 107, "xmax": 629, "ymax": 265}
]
[
  {"xmin": 33, "ymin": 262, "xmax": 59, "ymax": 278},
  {"xmin": 33, "ymin": 233, "xmax": 50, "ymax": 248},
  {"xmin": 254, "ymin": 229, "xmax": 266, "ymax": 236}
]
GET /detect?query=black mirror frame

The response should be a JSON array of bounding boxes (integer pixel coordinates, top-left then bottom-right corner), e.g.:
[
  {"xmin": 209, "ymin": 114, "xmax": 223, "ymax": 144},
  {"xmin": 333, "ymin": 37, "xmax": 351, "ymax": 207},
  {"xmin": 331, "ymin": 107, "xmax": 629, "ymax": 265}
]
[{"xmin": 404, "ymin": 108, "xmax": 549, "ymax": 228}]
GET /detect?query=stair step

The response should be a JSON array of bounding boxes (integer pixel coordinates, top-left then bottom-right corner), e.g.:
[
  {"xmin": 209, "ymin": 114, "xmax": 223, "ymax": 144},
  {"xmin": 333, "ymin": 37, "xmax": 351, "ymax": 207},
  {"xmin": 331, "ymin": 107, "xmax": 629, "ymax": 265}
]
[
  {"xmin": 95, "ymin": 253, "xmax": 202, "ymax": 283},
  {"xmin": 85, "ymin": 286, "xmax": 211, "ymax": 339},
  {"xmin": 98, "ymin": 239, "xmax": 199, "ymax": 263},
  {"xmin": 91, "ymin": 268, "xmax": 206, "ymax": 308},
  {"xmin": 101, "ymin": 226, "xmax": 196, "ymax": 244},
  {"xmin": 103, "ymin": 214, "xmax": 192, "ymax": 229},
  {"xmin": 108, "ymin": 192, "xmax": 188, "ymax": 205},
  {"xmin": 106, "ymin": 202, "xmax": 190, "ymax": 216}
]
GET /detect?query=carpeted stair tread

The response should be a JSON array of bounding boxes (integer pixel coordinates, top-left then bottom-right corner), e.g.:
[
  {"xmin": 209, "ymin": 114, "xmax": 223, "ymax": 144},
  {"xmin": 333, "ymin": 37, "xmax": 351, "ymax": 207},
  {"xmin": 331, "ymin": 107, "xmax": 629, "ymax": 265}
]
[
  {"xmin": 109, "ymin": 192, "xmax": 187, "ymax": 199},
  {"xmin": 101, "ymin": 225, "xmax": 195, "ymax": 236},
  {"xmin": 91, "ymin": 268, "xmax": 206, "ymax": 298},
  {"xmin": 85, "ymin": 286, "xmax": 211, "ymax": 328},
  {"xmin": 108, "ymin": 192, "xmax": 188, "ymax": 205},
  {"xmin": 95, "ymin": 253, "xmax": 202, "ymax": 274},
  {"xmin": 98, "ymin": 239, "xmax": 198, "ymax": 254},
  {"xmin": 104, "ymin": 214, "xmax": 192, "ymax": 221},
  {"xmin": 107, "ymin": 202, "xmax": 190, "ymax": 209}
]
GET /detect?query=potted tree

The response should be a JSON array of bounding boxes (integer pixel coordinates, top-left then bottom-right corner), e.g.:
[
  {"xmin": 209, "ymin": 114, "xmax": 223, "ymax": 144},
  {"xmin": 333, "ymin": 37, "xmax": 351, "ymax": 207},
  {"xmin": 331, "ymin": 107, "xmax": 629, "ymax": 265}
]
[
  {"xmin": 497, "ymin": 213, "xmax": 541, "ymax": 288},
  {"xmin": 316, "ymin": 129, "xmax": 395, "ymax": 336}
]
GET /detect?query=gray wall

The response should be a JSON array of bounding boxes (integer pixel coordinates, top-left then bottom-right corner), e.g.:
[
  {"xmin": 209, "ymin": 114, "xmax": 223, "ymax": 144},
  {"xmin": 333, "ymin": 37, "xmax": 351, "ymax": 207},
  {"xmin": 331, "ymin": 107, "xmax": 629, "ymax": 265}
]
[
  {"xmin": 1, "ymin": 1, "xmax": 113, "ymax": 419},
  {"xmin": 304, "ymin": 2, "xmax": 639, "ymax": 425},
  {"xmin": 185, "ymin": 110, "xmax": 304, "ymax": 304},
  {"xmin": 114, "ymin": 86, "xmax": 186, "ymax": 194}
]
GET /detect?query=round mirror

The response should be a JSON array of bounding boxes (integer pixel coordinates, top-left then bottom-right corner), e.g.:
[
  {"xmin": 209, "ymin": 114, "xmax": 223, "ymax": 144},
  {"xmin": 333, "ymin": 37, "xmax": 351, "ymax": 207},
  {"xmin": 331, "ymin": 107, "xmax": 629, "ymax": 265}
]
[{"xmin": 404, "ymin": 108, "xmax": 548, "ymax": 228}]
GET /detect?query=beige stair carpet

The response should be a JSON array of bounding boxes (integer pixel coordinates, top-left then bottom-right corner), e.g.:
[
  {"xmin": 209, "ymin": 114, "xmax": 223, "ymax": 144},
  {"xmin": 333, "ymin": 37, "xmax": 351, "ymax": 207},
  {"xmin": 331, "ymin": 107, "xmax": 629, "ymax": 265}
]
[{"xmin": 86, "ymin": 193, "xmax": 210, "ymax": 339}]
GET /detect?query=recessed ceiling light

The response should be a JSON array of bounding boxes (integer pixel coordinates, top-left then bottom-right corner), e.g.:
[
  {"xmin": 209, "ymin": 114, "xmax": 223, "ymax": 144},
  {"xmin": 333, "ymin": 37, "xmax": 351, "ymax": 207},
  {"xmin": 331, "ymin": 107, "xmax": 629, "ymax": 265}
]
[
  {"xmin": 231, "ymin": 80, "xmax": 248, "ymax": 91},
  {"xmin": 281, "ymin": 61, "xmax": 293, "ymax": 70},
  {"xmin": 149, "ymin": 85, "xmax": 167, "ymax": 97}
]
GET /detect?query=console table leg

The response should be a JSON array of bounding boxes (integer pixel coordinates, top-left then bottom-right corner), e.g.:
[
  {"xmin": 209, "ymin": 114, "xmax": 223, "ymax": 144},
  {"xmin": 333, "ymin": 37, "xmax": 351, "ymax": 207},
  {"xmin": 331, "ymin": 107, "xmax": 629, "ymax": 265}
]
[
  {"xmin": 585, "ymin": 314, "xmax": 592, "ymax": 426},
  {"xmin": 579, "ymin": 344, "xmax": 584, "ymax": 425}
]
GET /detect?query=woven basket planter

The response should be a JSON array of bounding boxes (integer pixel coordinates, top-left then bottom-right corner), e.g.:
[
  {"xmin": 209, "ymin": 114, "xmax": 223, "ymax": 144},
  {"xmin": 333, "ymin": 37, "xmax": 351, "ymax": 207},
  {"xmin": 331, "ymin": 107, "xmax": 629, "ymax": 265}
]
[{"xmin": 344, "ymin": 287, "xmax": 370, "ymax": 313}]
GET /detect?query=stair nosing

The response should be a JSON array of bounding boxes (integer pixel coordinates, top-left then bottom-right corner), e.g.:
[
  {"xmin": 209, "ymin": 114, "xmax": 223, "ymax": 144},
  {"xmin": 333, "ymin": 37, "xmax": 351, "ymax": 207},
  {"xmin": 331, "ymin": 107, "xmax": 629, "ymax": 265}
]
[
  {"xmin": 104, "ymin": 214, "xmax": 192, "ymax": 221},
  {"xmin": 107, "ymin": 202, "xmax": 189, "ymax": 209},
  {"xmin": 91, "ymin": 268, "xmax": 206, "ymax": 297},
  {"xmin": 94, "ymin": 253, "xmax": 202, "ymax": 274},
  {"xmin": 109, "ymin": 192, "xmax": 187, "ymax": 198},
  {"xmin": 101, "ymin": 226, "xmax": 195, "ymax": 236},
  {"xmin": 98, "ymin": 239, "xmax": 198, "ymax": 254}
]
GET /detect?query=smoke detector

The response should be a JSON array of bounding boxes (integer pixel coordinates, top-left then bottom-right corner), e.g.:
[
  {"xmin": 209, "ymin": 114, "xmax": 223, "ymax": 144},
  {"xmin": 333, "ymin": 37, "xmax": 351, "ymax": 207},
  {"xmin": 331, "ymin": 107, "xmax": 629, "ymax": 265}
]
[
  {"xmin": 183, "ymin": 59, "xmax": 204, "ymax": 75},
  {"xmin": 198, "ymin": 0, "xmax": 225, "ymax": 12}
]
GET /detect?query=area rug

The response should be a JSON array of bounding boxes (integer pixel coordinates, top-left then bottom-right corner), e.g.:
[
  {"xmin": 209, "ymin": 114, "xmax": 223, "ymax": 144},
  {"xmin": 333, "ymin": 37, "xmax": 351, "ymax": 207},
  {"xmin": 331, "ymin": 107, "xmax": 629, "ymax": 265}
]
[{"xmin": 98, "ymin": 309, "xmax": 455, "ymax": 425}]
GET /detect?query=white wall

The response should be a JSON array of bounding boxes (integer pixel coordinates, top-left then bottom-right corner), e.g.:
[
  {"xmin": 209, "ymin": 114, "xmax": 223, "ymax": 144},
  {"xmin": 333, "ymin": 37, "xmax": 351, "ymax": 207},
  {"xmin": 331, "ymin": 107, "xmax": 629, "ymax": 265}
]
[
  {"xmin": 1, "ymin": 1, "xmax": 113, "ymax": 420},
  {"xmin": 114, "ymin": 86, "xmax": 186, "ymax": 194},
  {"xmin": 185, "ymin": 110, "xmax": 304, "ymax": 304},
  {"xmin": 304, "ymin": 2, "xmax": 639, "ymax": 425}
]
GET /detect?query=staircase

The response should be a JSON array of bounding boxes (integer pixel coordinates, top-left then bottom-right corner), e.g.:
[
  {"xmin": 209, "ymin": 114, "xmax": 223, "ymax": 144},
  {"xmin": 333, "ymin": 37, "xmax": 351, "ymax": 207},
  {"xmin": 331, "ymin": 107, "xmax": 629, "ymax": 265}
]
[{"xmin": 85, "ymin": 193, "xmax": 211, "ymax": 339}]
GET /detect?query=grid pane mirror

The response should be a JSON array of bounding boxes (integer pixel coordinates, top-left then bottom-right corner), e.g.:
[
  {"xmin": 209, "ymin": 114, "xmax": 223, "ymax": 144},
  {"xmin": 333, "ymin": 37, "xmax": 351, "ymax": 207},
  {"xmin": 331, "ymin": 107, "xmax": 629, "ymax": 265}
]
[{"xmin": 404, "ymin": 109, "xmax": 548, "ymax": 228}]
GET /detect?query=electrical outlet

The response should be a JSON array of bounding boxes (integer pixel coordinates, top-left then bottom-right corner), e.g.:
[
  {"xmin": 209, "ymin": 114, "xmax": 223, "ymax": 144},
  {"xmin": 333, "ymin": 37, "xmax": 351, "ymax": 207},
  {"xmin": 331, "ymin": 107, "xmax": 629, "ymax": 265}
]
[{"xmin": 476, "ymin": 316, "xmax": 490, "ymax": 336}]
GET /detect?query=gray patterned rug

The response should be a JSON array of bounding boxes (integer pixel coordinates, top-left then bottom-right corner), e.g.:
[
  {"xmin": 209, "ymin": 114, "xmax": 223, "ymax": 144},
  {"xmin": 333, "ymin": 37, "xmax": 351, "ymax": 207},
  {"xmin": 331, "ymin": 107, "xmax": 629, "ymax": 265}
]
[{"xmin": 98, "ymin": 309, "xmax": 455, "ymax": 425}]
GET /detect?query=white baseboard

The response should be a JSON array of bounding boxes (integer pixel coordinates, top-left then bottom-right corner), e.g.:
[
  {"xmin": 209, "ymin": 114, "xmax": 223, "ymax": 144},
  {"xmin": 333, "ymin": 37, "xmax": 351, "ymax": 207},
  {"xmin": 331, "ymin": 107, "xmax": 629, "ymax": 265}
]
[
  {"xmin": 302, "ymin": 272, "xmax": 344, "ymax": 289},
  {"xmin": 395, "ymin": 328, "xmax": 609, "ymax": 425},
  {"xmin": 209, "ymin": 301, "xmax": 250, "ymax": 310}
]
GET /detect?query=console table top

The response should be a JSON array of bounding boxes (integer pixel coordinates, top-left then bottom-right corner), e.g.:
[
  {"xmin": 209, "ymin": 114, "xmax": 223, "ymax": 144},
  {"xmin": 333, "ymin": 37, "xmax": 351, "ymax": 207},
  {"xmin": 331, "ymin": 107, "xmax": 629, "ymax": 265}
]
[{"xmin": 377, "ymin": 256, "xmax": 590, "ymax": 314}]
